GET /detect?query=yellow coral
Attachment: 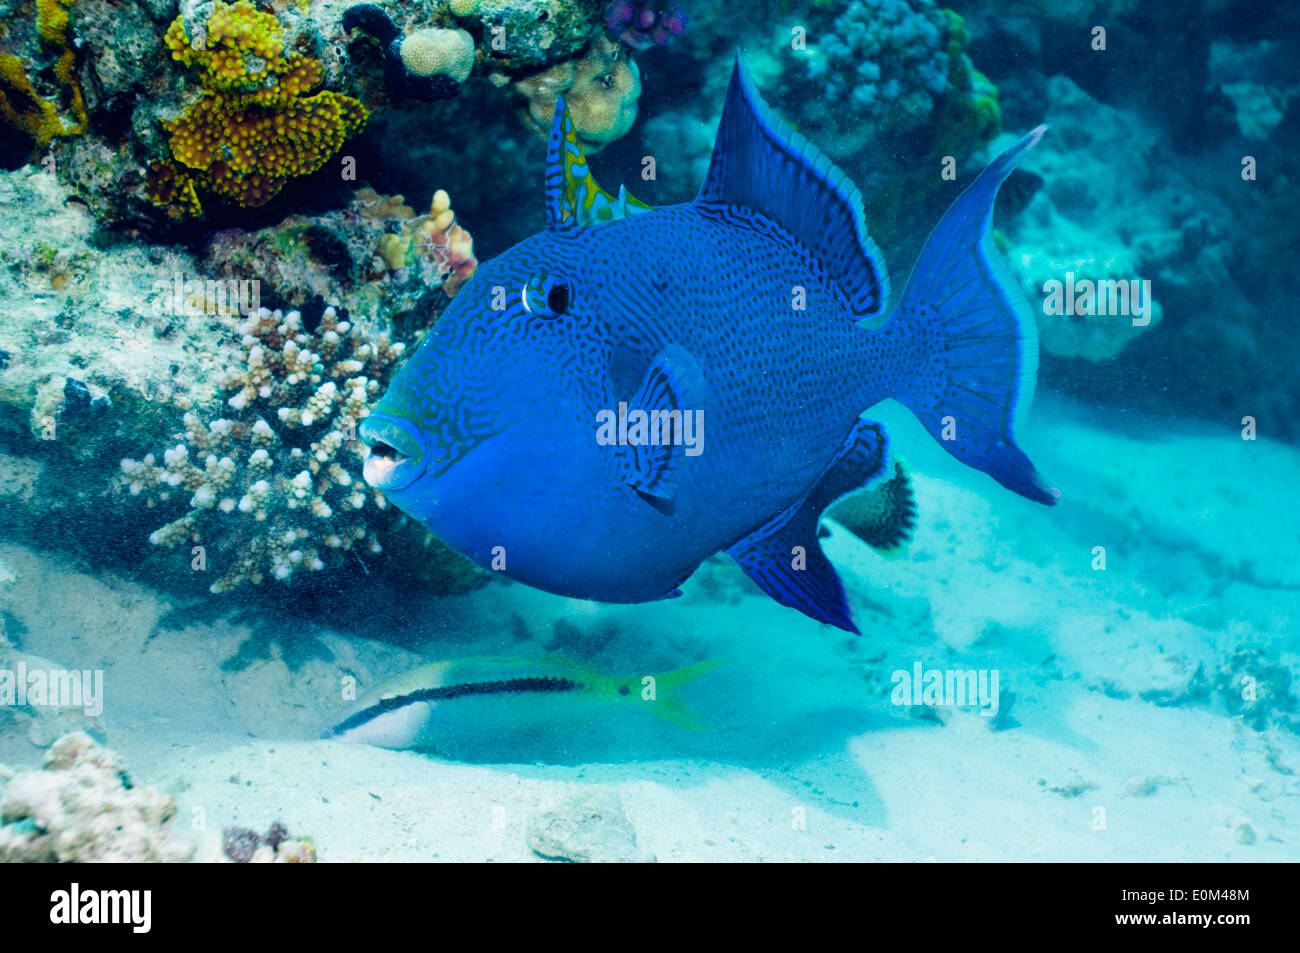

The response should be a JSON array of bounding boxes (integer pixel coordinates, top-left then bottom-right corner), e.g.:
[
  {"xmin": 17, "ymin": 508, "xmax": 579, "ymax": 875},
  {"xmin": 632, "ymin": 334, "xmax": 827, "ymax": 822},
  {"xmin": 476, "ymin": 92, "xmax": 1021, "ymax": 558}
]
[
  {"xmin": 152, "ymin": 1, "xmax": 368, "ymax": 215},
  {"xmin": 36, "ymin": 0, "xmax": 74, "ymax": 44},
  {"xmin": 164, "ymin": 1, "xmax": 326, "ymax": 108},
  {"xmin": 0, "ymin": 0, "xmax": 86, "ymax": 150}
]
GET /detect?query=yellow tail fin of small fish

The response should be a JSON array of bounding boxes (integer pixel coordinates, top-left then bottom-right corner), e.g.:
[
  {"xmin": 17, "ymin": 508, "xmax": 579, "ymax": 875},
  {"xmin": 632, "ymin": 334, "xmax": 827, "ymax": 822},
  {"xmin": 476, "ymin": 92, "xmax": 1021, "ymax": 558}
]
[{"xmin": 639, "ymin": 659, "xmax": 726, "ymax": 732}]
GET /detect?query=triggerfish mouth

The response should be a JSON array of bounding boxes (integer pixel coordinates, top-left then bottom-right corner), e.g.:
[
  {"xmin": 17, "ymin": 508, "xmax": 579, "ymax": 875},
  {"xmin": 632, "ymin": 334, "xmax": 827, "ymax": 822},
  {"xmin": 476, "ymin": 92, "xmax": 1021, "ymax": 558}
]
[
  {"xmin": 360, "ymin": 55, "xmax": 1057, "ymax": 634},
  {"xmin": 326, "ymin": 656, "xmax": 721, "ymax": 751}
]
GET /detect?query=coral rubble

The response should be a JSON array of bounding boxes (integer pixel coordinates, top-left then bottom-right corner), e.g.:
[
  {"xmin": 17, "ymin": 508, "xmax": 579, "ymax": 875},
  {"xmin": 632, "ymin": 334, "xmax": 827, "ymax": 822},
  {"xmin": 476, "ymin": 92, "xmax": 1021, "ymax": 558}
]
[
  {"xmin": 222, "ymin": 819, "xmax": 316, "ymax": 862},
  {"xmin": 526, "ymin": 790, "xmax": 653, "ymax": 863},
  {"xmin": 0, "ymin": 732, "xmax": 194, "ymax": 862}
]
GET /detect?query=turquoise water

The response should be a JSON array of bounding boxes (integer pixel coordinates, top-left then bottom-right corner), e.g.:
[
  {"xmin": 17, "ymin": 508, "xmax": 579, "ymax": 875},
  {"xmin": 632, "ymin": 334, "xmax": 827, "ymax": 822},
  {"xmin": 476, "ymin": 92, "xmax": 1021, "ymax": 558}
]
[{"xmin": 0, "ymin": 0, "xmax": 1296, "ymax": 863}]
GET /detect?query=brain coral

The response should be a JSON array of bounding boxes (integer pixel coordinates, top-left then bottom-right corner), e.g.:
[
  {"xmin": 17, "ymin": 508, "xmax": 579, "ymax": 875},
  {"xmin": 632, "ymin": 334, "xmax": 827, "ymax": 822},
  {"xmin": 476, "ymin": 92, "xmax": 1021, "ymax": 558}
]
[{"xmin": 399, "ymin": 28, "xmax": 477, "ymax": 83}]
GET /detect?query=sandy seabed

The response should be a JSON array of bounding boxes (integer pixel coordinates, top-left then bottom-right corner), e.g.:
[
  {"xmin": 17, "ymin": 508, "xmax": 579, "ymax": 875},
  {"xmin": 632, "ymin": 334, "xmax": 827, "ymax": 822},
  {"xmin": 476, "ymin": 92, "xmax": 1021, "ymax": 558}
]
[{"xmin": 1, "ymin": 397, "xmax": 1296, "ymax": 862}]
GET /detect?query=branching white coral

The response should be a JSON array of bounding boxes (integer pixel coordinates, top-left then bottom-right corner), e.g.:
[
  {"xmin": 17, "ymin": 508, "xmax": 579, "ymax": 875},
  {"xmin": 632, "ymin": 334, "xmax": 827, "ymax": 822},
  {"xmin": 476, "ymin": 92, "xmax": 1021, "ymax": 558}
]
[{"xmin": 119, "ymin": 306, "xmax": 406, "ymax": 592}]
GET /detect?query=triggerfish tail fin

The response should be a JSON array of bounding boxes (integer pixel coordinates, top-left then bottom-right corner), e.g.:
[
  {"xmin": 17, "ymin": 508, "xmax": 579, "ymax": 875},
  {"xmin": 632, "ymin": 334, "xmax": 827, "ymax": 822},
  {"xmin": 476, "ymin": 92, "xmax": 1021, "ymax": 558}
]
[
  {"xmin": 621, "ymin": 658, "xmax": 725, "ymax": 732},
  {"xmin": 881, "ymin": 126, "xmax": 1059, "ymax": 506}
]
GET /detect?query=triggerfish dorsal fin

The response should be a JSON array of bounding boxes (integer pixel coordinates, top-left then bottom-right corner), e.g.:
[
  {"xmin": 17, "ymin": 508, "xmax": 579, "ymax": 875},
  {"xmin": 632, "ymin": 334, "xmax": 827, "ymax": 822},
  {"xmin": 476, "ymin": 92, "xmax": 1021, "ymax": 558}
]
[
  {"xmin": 696, "ymin": 54, "xmax": 890, "ymax": 320},
  {"xmin": 545, "ymin": 97, "xmax": 654, "ymax": 231}
]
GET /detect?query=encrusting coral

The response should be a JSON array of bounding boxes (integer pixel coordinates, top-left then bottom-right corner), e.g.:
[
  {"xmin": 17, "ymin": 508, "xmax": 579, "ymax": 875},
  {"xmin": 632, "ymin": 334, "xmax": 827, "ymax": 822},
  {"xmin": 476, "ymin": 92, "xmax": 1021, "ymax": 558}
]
[
  {"xmin": 147, "ymin": 0, "xmax": 368, "ymax": 216},
  {"xmin": 0, "ymin": 0, "xmax": 87, "ymax": 151},
  {"xmin": 0, "ymin": 732, "xmax": 194, "ymax": 862},
  {"xmin": 374, "ymin": 187, "xmax": 479, "ymax": 296},
  {"xmin": 119, "ymin": 305, "xmax": 405, "ymax": 594}
]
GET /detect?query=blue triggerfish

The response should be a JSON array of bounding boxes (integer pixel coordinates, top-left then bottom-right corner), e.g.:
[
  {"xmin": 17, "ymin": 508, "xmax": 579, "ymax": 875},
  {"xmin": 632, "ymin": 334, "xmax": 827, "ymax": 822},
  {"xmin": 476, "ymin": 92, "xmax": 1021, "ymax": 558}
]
[
  {"xmin": 326, "ymin": 656, "xmax": 721, "ymax": 751},
  {"xmin": 360, "ymin": 56, "xmax": 1057, "ymax": 634}
]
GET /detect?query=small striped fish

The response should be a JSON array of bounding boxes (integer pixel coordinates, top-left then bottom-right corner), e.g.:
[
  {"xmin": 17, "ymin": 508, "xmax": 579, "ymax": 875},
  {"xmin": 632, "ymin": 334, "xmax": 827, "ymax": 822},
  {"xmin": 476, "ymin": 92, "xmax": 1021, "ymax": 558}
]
[{"xmin": 326, "ymin": 656, "xmax": 721, "ymax": 751}]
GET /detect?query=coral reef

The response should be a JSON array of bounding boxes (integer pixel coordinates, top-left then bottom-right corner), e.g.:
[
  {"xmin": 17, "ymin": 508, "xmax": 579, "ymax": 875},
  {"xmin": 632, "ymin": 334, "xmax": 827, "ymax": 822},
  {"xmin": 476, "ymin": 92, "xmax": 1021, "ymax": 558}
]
[
  {"xmin": 0, "ymin": 0, "xmax": 87, "ymax": 153},
  {"xmin": 516, "ymin": 30, "xmax": 641, "ymax": 151},
  {"xmin": 604, "ymin": 1, "xmax": 687, "ymax": 50},
  {"xmin": 0, "ymin": 166, "xmax": 486, "ymax": 599},
  {"xmin": 0, "ymin": 0, "xmax": 629, "ymax": 228},
  {"xmin": 201, "ymin": 184, "xmax": 477, "ymax": 332},
  {"xmin": 149, "ymin": 1, "xmax": 369, "ymax": 216},
  {"xmin": 0, "ymin": 732, "xmax": 194, "ymax": 862},
  {"xmin": 381, "ymin": 187, "xmax": 480, "ymax": 297},
  {"xmin": 475, "ymin": 0, "xmax": 604, "ymax": 71},
  {"xmin": 996, "ymin": 76, "xmax": 1232, "ymax": 361},
  {"xmin": 773, "ymin": 0, "xmax": 999, "ymax": 163},
  {"xmin": 0, "ymin": 167, "xmax": 218, "ymax": 462},
  {"xmin": 118, "ymin": 305, "xmax": 403, "ymax": 593}
]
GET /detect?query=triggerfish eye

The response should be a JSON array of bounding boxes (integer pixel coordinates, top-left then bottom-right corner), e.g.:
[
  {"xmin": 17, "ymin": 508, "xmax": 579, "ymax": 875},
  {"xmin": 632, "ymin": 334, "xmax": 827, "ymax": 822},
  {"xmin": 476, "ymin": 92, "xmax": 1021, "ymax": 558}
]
[{"xmin": 522, "ymin": 274, "xmax": 572, "ymax": 318}]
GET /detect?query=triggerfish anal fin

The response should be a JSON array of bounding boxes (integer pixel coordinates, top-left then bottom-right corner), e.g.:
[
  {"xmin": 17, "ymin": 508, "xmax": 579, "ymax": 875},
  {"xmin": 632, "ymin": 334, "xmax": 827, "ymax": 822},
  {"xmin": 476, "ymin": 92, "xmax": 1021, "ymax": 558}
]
[
  {"xmin": 727, "ymin": 419, "xmax": 893, "ymax": 634},
  {"xmin": 823, "ymin": 460, "xmax": 917, "ymax": 558},
  {"xmin": 695, "ymin": 54, "xmax": 889, "ymax": 320},
  {"xmin": 617, "ymin": 344, "xmax": 707, "ymax": 514},
  {"xmin": 544, "ymin": 96, "xmax": 654, "ymax": 231}
]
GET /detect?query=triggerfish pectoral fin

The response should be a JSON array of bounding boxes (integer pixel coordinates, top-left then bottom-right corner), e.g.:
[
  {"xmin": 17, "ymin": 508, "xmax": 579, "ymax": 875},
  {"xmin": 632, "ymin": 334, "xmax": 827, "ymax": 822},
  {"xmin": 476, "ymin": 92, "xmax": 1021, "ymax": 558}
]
[
  {"xmin": 882, "ymin": 125, "xmax": 1059, "ymax": 505},
  {"xmin": 544, "ymin": 96, "xmax": 655, "ymax": 231},
  {"xmin": 727, "ymin": 419, "xmax": 892, "ymax": 634},
  {"xmin": 617, "ymin": 343, "xmax": 707, "ymax": 513}
]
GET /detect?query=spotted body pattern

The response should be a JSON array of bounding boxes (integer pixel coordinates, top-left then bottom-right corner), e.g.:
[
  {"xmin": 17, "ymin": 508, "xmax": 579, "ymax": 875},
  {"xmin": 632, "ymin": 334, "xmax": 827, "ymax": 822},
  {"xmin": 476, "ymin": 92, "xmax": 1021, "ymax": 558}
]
[{"xmin": 361, "ymin": 57, "xmax": 1056, "ymax": 633}]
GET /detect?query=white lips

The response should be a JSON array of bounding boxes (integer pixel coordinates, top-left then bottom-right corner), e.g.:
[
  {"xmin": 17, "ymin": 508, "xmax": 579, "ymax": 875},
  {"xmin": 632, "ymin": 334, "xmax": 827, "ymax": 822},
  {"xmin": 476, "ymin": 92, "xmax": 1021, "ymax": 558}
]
[{"xmin": 363, "ymin": 449, "xmax": 402, "ymax": 488}]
